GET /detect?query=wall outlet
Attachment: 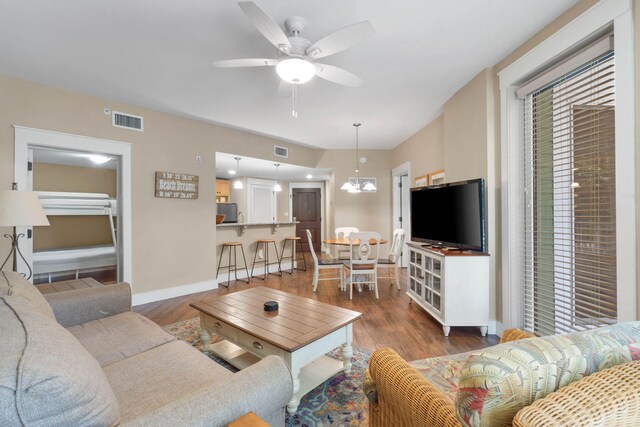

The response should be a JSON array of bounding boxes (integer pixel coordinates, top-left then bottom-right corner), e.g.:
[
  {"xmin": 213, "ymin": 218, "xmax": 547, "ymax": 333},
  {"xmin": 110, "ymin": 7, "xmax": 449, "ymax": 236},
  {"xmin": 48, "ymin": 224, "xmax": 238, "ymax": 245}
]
[
  {"xmin": 195, "ymin": 155, "xmax": 202, "ymax": 164},
  {"xmin": 258, "ymin": 249, "xmax": 264, "ymax": 260}
]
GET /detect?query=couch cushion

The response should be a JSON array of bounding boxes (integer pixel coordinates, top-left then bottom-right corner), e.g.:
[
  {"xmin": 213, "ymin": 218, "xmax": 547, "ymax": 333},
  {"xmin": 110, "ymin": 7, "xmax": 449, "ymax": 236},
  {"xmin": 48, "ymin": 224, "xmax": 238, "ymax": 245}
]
[
  {"xmin": 68, "ymin": 311, "xmax": 176, "ymax": 367},
  {"xmin": 0, "ymin": 294, "xmax": 120, "ymax": 426},
  {"xmin": 408, "ymin": 350, "xmax": 476, "ymax": 402},
  {"xmin": 455, "ymin": 322, "xmax": 640, "ymax": 427},
  {"xmin": 103, "ymin": 339, "xmax": 233, "ymax": 423},
  {"xmin": 0, "ymin": 271, "xmax": 55, "ymax": 320}
]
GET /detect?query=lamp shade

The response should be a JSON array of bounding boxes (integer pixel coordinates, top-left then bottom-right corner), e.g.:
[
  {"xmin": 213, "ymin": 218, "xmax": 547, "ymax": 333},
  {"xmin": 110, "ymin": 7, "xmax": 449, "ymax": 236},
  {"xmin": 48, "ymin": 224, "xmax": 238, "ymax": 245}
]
[{"xmin": 0, "ymin": 191, "xmax": 50, "ymax": 227}]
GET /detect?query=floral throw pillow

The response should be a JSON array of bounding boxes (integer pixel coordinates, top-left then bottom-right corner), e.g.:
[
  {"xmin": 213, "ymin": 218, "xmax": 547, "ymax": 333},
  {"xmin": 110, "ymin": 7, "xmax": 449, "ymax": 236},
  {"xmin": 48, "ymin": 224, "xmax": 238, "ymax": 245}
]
[{"xmin": 454, "ymin": 322, "xmax": 640, "ymax": 427}]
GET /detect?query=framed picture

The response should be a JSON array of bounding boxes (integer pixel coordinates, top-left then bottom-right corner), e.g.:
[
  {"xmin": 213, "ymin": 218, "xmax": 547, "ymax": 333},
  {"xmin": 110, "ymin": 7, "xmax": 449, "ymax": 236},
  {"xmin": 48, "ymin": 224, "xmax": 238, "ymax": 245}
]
[
  {"xmin": 428, "ymin": 169, "xmax": 445, "ymax": 185},
  {"xmin": 414, "ymin": 174, "xmax": 429, "ymax": 187}
]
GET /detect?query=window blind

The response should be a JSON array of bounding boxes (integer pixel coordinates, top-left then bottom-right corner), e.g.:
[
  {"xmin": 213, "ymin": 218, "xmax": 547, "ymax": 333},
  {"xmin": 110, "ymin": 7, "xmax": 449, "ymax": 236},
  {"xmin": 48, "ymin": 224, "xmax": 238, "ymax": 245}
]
[{"xmin": 521, "ymin": 42, "xmax": 616, "ymax": 336}]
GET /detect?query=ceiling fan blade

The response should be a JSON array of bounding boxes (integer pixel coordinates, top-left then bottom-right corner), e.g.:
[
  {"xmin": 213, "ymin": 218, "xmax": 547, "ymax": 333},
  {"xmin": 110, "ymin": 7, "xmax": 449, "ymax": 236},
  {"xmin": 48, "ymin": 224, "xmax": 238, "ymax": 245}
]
[
  {"xmin": 238, "ymin": 2, "xmax": 292, "ymax": 51},
  {"xmin": 278, "ymin": 80, "xmax": 292, "ymax": 98},
  {"xmin": 314, "ymin": 63, "xmax": 363, "ymax": 87},
  {"xmin": 212, "ymin": 58, "xmax": 277, "ymax": 67},
  {"xmin": 306, "ymin": 21, "xmax": 375, "ymax": 59}
]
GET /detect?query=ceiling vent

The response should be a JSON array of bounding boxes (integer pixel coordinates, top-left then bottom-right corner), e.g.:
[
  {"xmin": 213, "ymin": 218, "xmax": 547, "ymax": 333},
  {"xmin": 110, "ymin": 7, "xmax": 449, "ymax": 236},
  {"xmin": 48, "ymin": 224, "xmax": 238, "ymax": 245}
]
[
  {"xmin": 113, "ymin": 111, "xmax": 144, "ymax": 131},
  {"xmin": 274, "ymin": 145, "xmax": 289, "ymax": 158}
]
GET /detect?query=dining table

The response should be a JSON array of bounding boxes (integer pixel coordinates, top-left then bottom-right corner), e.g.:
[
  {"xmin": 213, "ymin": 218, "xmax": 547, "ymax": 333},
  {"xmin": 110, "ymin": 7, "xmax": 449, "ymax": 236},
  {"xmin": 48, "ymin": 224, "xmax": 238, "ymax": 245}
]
[{"xmin": 322, "ymin": 237, "xmax": 388, "ymax": 246}]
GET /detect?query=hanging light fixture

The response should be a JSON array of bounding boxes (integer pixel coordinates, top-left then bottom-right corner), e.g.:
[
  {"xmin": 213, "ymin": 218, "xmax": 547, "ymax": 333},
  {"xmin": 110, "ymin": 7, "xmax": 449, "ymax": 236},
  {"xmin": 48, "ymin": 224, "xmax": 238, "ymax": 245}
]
[
  {"xmin": 341, "ymin": 123, "xmax": 376, "ymax": 193},
  {"xmin": 273, "ymin": 163, "xmax": 282, "ymax": 192},
  {"xmin": 233, "ymin": 157, "xmax": 243, "ymax": 189}
]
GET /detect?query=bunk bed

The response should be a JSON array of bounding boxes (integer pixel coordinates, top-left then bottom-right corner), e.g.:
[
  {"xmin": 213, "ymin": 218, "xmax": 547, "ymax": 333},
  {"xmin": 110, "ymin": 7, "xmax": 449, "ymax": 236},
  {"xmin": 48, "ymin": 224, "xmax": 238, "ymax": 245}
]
[{"xmin": 34, "ymin": 191, "xmax": 117, "ymax": 282}]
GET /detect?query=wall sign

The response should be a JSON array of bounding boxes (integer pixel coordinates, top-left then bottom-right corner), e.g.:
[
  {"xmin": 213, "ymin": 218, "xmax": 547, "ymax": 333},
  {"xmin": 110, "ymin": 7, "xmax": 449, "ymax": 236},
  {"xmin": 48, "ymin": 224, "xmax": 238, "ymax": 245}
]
[{"xmin": 155, "ymin": 171, "xmax": 199, "ymax": 199}]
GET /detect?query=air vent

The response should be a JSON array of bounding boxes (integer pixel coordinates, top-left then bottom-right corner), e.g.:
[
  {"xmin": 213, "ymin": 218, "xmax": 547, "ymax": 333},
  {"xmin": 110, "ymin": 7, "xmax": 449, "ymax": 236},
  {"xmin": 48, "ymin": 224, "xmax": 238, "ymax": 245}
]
[
  {"xmin": 274, "ymin": 145, "xmax": 289, "ymax": 158},
  {"xmin": 113, "ymin": 111, "xmax": 143, "ymax": 131}
]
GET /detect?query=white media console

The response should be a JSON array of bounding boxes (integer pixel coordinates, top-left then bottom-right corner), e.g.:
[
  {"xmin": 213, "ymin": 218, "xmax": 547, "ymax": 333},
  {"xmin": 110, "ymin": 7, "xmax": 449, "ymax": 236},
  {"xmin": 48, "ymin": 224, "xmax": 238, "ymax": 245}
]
[{"xmin": 406, "ymin": 242, "xmax": 489, "ymax": 336}]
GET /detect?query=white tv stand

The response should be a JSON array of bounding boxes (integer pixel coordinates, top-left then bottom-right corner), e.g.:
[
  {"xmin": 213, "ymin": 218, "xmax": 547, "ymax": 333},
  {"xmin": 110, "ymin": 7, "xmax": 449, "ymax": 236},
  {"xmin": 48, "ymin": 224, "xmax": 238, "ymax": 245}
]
[{"xmin": 406, "ymin": 242, "xmax": 489, "ymax": 336}]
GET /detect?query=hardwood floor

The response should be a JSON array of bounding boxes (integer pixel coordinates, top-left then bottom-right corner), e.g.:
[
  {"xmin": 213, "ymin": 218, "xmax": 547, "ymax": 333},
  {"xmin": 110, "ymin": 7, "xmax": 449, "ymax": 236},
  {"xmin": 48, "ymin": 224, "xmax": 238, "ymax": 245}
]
[{"xmin": 134, "ymin": 255, "xmax": 499, "ymax": 361}]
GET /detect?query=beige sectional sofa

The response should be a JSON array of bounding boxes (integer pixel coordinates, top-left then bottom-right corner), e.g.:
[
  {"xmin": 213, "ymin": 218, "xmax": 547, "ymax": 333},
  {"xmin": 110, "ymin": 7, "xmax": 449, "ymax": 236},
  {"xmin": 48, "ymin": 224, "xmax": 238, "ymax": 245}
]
[{"xmin": 0, "ymin": 271, "xmax": 293, "ymax": 426}]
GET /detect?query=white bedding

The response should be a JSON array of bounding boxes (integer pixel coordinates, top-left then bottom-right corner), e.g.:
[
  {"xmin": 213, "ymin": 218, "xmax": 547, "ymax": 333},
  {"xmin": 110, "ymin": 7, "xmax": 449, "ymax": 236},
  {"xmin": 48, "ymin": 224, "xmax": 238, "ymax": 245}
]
[{"xmin": 33, "ymin": 245, "xmax": 117, "ymax": 275}]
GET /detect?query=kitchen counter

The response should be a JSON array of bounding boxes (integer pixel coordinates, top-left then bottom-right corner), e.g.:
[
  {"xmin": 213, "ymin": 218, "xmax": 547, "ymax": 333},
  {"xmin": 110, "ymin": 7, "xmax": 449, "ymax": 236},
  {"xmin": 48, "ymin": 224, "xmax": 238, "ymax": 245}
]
[
  {"xmin": 217, "ymin": 221, "xmax": 298, "ymax": 227},
  {"xmin": 216, "ymin": 221, "xmax": 300, "ymax": 282}
]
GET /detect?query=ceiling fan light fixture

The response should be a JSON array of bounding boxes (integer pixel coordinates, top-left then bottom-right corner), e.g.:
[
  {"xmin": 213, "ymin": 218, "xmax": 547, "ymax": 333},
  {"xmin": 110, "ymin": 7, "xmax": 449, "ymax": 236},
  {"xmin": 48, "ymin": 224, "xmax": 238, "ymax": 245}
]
[{"xmin": 276, "ymin": 58, "xmax": 316, "ymax": 84}]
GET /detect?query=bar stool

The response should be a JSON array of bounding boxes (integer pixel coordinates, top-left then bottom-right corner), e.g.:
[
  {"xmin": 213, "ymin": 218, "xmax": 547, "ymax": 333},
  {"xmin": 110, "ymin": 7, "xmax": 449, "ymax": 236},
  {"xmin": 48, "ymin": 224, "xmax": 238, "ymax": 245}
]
[
  {"xmin": 216, "ymin": 242, "xmax": 250, "ymax": 288},
  {"xmin": 251, "ymin": 239, "xmax": 282, "ymax": 280},
  {"xmin": 281, "ymin": 236, "xmax": 307, "ymax": 274}
]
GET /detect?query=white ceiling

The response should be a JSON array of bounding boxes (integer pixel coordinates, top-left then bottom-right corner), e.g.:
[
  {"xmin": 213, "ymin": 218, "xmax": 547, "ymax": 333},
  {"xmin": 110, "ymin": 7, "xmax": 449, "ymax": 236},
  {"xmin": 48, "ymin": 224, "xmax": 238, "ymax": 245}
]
[
  {"xmin": 0, "ymin": 0, "xmax": 579, "ymax": 149},
  {"xmin": 33, "ymin": 148, "xmax": 117, "ymax": 170},
  {"xmin": 216, "ymin": 152, "xmax": 332, "ymax": 181}
]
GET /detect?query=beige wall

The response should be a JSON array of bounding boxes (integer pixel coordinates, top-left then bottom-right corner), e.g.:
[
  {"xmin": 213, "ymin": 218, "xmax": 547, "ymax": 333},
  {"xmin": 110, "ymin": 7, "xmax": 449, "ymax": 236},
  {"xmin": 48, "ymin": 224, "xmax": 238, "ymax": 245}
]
[
  {"xmin": 317, "ymin": 149, "xmax": 392, "ymax": 236},
  {"xmin": 0, "ymin": 75, "xmax": 320, "ymax": 295},
  {"xmin": 443, "ymin": 69, "xmax": 491, "ymax": 183},
  {"xmin": 277, "ymin": 181, "xmax": 290, "ymax": 222},
  {"xmin": 392, "ymin": 0, "xmax": 640, "ymax": 325},
  {"xmin": 32, "ymin": 163, "xmax": 117, "ymax": 250},
  {"xmin": 391, "ymin": 114, "xmax": 445, "ymax": 182},
  {"xmin": 33, "ymin": 163, "xmax": 117, "ymax": 196}
]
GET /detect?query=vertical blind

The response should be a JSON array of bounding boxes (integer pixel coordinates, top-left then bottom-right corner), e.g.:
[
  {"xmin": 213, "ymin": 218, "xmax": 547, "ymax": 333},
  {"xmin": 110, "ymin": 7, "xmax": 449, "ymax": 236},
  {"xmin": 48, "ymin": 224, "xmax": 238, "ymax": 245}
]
[{"xmin": 520, "ymin": 37, "xmax": 616, "ymax": 336}]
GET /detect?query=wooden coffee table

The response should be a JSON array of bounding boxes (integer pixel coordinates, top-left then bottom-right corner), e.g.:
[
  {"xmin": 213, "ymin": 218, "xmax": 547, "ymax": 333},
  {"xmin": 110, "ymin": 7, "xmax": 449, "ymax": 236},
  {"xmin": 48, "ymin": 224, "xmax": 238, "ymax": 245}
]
[{"xmin": 190, "ymin": 286, "xmax": 362, "ymax": 414}]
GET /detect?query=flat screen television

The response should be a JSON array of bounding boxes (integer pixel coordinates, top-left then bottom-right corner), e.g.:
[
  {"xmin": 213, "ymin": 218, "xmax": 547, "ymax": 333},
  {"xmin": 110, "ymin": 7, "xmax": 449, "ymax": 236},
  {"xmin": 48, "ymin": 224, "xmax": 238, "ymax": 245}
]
[{"xmin": 410, "ymin": 178, "xmax": 486, "ymax": 253}]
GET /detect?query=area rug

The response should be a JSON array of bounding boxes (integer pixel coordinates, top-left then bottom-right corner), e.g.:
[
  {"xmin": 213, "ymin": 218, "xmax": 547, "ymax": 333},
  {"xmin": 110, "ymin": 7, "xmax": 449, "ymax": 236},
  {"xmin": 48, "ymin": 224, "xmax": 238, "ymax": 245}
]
[{"xmin": 163, "ymin": 317, "xmax": 369, "ymax": 426}]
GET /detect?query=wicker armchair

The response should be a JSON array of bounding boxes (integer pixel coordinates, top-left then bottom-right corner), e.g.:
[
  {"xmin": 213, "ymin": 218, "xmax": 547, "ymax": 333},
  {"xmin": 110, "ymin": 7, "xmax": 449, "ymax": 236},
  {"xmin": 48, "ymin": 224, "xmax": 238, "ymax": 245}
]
[{"xmin": 365, "ymin": 328, "xmax": 640, "ymax": 427}]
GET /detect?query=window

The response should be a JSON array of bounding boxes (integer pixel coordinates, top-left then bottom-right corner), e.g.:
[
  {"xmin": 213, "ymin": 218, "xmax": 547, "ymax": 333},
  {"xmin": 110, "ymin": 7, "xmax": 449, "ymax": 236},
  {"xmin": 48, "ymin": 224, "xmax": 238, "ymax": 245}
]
[{"xmin": 520, "ymin": 37, "xmax": 616, "ymax": 335}]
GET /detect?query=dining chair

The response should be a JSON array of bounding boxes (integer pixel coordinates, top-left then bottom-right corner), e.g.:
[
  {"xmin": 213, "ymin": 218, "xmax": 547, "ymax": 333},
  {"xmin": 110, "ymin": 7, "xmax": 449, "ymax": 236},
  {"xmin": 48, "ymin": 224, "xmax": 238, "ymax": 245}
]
[
  {"xmin": 306, "ymin": 229, "xmax": 344, "ymax": 292},
  {"xmin": 343, "ymin": 231, "xmax": 380, "ymax": 299},
  {"xmin": 377, "ymin": 228, "xmax": 405, "ymax": 289},
  {"xmin": 335, "ymin": 226, "xmax": 359, "ymax": 260}
]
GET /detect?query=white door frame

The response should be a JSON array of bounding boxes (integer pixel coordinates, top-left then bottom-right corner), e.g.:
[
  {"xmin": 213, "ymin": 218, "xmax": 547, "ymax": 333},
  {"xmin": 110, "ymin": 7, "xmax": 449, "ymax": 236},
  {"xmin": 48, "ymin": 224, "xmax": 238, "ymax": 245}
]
[
  {"xmin": 247, "ymin": 178, "xmax": 276, "ymax": 222},
  {"xmin": 498, "ymin": 0, "xmax": 636, "ymax": 332},
  {"xmin": 391, "ymin": 161, "xmax": 411, "ymax": 267},
  {"xmin": 13, "ymin": 126, "xmax": 132, "ymax": 286},
  {"xmin": 288, "ymin": 181, "xmax": 326, "ymax": 245}
]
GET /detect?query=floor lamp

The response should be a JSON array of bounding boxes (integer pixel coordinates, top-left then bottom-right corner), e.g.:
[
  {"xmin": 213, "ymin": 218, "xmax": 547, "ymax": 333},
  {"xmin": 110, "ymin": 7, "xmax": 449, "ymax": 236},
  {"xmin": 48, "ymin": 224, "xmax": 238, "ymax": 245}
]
[{"xmin": 0, "ymin": 187, "xmax": 50, "ymax": 279}]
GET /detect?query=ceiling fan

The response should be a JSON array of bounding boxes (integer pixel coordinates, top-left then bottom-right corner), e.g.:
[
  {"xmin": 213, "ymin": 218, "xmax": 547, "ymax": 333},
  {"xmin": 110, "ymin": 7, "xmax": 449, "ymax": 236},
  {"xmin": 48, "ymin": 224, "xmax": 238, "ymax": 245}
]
[{"xmin": 213, "ymin": 1, "xmax": 375, "ymax": 98}]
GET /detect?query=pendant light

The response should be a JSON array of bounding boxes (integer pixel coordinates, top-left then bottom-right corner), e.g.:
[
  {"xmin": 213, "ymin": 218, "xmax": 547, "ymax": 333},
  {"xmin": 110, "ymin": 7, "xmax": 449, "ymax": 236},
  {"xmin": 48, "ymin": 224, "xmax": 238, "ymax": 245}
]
[
  {"xmin": 341, "ymin": 123, "xmax": 376, "ymax": 193},
  {"xmin": 233, "ymin": 157, "xmax": 243, "ymax": 189},
  {"xmin": 273, "ymin": 163, "xmax": 282, "ymax": 192}
]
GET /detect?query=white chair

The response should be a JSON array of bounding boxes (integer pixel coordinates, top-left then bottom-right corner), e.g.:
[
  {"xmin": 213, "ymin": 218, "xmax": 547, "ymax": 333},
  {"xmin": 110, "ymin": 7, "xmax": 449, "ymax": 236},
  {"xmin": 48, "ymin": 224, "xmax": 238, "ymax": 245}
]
[
  {"xmin": 377, "ymin": 228, "xmax": 405, "ymax": 290},
  {"xmin": 343, "ymin": 231, "xmax": 380, "ymax": 300},
  {"xmin": 306, "ymin": 229, "xmax": 344, "ymax": 292},
  {"xmin": 335, "ymin": 227, "xmax": 359, "ymax": 260}
]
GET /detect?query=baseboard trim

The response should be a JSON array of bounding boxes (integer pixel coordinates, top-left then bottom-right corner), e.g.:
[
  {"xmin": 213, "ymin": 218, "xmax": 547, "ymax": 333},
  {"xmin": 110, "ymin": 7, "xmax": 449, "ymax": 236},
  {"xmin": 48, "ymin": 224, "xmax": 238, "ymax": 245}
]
[
  {"xmin": 132, "ymin": 279, "xmax": 218, "ymax": 306},
  {"xmin": 131, "ymin": 261, "xmax": 295, "ymax": 306},
  {"xmin": 488, "ymin": 320, "xmax": 497, "ymax": 336}
]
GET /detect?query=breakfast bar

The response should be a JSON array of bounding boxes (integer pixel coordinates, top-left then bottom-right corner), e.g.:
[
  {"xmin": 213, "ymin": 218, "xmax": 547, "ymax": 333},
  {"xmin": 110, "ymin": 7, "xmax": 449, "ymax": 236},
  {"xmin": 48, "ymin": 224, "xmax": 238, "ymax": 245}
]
[{"xmin": 216, "ymin": 221, "xmax": 299, "ymax": 281}]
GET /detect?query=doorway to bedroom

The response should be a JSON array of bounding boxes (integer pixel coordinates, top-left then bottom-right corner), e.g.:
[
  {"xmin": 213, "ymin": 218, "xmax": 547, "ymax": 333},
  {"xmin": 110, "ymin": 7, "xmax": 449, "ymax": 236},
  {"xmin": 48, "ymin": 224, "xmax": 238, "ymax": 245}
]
[
  {"xmin": 29, "ymin": 148, "xmax": 119, "ymax": 284},
  {"xmin": 13, "ymin": 127, "xmax": 132, "ymax": 286}
]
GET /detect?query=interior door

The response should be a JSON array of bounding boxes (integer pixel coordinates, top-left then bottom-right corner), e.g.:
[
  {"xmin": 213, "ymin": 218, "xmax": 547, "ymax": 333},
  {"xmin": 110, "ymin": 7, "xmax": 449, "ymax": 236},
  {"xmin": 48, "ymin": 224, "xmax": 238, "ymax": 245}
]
[
  {"xmin": 292, "ymin": 188, "xmax": 321, "ymax": 252},
  {"xmin": 249, "ymin": 183, "xmax": 275, "ymax": 223}
]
